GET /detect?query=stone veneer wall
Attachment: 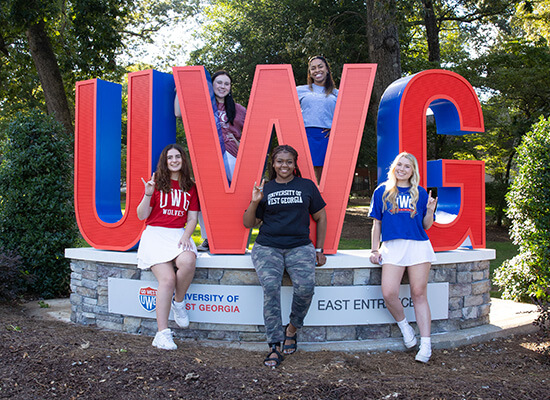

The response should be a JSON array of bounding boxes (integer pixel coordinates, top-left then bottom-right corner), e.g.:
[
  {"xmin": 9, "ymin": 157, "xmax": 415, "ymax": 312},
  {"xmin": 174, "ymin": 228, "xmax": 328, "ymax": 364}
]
[{"xmin": 68, "ymin": 249, "xmax": 493, "ymax": 343}]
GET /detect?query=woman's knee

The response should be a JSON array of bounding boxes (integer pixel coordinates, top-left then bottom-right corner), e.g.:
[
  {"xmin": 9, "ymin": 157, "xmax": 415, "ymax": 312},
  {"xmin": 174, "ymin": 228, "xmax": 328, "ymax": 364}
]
[
  {"xmin": 261, "ymin": 279, "xmax": 282, "ymax": 298},
  {"xmin": 410, "ymin": 288, "xmax": 428, "ymax": 304},
  {"xmin": 381, "ymin": 285, "xmax": 400, "ymax": 302},
  {"xmin": 157, "ymin": 273, "xmax": 176, "ymax": 290},
  {"xmin": 175, "ymin": 253, "xmax": 196, "ymax": 272},
  {"xmin": 293, "ymin": 281, "xmax": 315, "ymax": 299}
]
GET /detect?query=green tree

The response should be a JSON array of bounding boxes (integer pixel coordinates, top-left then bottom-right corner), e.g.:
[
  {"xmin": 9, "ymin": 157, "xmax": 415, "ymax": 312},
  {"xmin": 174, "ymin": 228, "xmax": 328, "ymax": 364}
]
[
  {"xmin": 190, "ymin": 0, "xmax": 370, "ymax": 100},
  {"xmin": 494, "ymin": 116, "xmax": 550, "ymax": 302},
  {"xmin": 0, "ymin": 0, "xmax": 198, "ymax": 133},
  {"xmin": 514, "ymin": 0, "xmax": 550, "ymax": 44},
  {"xmin": 393, "ymin": 1, "xmax": 550, "ymax": 225},
  {"xmin": 396, "ymin": 0, "xmax": 529, "ymax": 181},
  {"xmin": 0, "ymin": 111, "xmax": 79, "ymax": 297},
  {"xmin": 457, "ymin": 37, "xmax": 550, "ymax": 224},
  {"xmin": 190, "ymin": 0, "xmax": 402, "ymax": 176}
]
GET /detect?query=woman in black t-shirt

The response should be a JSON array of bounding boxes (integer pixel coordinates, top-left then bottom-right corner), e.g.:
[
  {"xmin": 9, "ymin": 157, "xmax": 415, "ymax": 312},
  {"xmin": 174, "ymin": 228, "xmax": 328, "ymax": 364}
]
[{"xmin": 243, "ymin": 145, "xmax": 327, "ymax": 367}]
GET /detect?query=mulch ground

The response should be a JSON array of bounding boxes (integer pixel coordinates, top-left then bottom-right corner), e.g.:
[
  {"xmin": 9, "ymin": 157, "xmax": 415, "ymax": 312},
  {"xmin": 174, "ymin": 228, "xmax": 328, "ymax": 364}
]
[
  {"xmin": 1, "ymin": 203, "xmax": 548, "ymax": 399},
  {"xmin": 1, "ymin": 304, "xmax": 548, "ymax": 399}
]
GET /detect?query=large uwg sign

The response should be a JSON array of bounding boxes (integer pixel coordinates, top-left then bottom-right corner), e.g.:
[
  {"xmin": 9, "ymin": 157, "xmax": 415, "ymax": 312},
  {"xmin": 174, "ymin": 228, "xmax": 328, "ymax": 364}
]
[{"xmin": 74, "ymin": 65, "xmax": 485, "ymax": 254}]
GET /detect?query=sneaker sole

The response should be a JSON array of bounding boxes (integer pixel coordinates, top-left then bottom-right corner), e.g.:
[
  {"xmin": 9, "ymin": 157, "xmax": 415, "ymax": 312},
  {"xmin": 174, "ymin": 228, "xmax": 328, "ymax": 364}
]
[
  {"xmin": 404, "ymin": 337, "xmax": 417, "ymax": 349},
  {"xmin": 415, "ymin": 353, "xmax": 430, "ymax": 363},
  {"xmin": 174, "ymin": 319, "xmax": 190, "ymax": 328},
  {"xmin": 152, "ymin": 341, "xmax": 177, "ymax": 350}
]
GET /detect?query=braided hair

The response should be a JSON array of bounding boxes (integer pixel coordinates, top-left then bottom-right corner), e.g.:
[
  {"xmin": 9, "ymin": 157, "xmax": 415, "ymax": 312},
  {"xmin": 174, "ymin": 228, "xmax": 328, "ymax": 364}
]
[{"xmin": 268, "ymin": 145, "xmax": 302, "ymax": 181}]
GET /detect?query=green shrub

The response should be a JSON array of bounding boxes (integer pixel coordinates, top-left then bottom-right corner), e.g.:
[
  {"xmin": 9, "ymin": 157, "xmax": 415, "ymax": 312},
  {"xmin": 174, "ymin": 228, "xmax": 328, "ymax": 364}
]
[
  {"xmin": 533, "ymin": 297, "xmax": 550, "ymax": 358},
  {"xmin": 494, "ymin": 116, "xmax": 550, "ymax": 302},
  {"xmin": 0, "ymin": 110, "xmax": 79, "ymax": 298},
  {"xmin": 0, "ymin": 247, "xmax": 35, "ymax": 302}
]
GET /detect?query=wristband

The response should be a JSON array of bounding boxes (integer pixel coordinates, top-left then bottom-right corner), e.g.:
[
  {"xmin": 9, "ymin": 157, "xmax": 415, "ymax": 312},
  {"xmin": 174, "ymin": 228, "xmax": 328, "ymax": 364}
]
[{"xmin": 315, "ymin": 248, "xmax": 323, "ymax": 253}]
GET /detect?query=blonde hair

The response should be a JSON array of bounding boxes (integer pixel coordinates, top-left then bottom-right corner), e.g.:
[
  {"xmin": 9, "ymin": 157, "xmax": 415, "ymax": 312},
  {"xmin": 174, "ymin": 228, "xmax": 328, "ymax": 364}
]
[{"xmin": 382, "ymin": 152, "xmax": 420, "ymax": 217}]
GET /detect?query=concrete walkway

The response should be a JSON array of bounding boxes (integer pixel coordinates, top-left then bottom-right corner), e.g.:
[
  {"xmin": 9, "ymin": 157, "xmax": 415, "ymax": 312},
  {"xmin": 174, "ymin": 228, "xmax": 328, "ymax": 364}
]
[{"xmin": 23, "ymin": 297, "xmax": 540, "ymax": 352}]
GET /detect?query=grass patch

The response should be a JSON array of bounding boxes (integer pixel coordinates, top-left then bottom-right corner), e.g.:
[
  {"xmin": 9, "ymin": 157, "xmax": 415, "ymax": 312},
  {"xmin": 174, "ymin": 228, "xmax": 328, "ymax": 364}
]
[
  {"xmin": 192, "ymin": 228, "xmax": 259, "ymax": 250},
  {"xmin": 346, "ymin": 204, "xmax": 370, "ymax": 208},
  {"xmin": 338, "ymin": 238, "xmax": 370, "ymax": 250}
]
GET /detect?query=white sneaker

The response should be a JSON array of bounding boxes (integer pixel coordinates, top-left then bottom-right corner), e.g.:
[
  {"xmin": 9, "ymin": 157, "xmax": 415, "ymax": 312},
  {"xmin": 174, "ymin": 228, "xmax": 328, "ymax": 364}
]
[
  {"xmin": 172, "ymin": 299, "xmax": 190, "ymax": 328},
  {"xmin": 152, "ymin": 328, "xmax": 177, "ymax": 350},
  {"xmin": 402, "ymin": 324, "xmax": 417, "ymax": 349},
  {"xmin": 415, "ymin": 344, "xmax": 432, "ymax": 363}
]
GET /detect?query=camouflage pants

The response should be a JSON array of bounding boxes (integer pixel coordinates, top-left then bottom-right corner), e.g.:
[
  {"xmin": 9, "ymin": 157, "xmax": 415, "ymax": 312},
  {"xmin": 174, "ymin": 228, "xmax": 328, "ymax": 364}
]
[{"xmin": 251, "ymin": 243, "xmax": 316, "ymax": 344}]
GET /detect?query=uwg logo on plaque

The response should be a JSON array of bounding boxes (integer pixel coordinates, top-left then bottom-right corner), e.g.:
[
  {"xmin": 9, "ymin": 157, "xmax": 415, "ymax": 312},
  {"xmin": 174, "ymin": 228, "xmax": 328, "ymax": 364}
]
[{"xmin": 139, "ymin": 287, "xmax": 157, "ymax": 312}]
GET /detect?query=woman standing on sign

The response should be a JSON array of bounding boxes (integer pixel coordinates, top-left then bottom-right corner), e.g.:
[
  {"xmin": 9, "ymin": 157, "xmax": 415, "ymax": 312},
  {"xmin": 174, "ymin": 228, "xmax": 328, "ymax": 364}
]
[
  {"xmin": 136, "ymin": 144, "xmax": 199, "ymax": 350},
  {"xmin": 197, "ymin": 70, "xmax": 247, "ymax": 252},
  {"xmin": 297, "ymin": 56, "xmax": 338, "ymax": 183},
  {"xmin": 243, "ymin": 145, "xmax": 327, "ymax": 367},
  {"xmin": 368, "ymin": 152, "xmax": 438, "ymax": 363}
]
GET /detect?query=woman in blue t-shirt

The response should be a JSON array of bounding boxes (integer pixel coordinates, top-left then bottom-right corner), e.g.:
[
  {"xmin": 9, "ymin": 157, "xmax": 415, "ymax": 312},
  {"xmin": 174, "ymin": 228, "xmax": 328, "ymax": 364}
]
[
  {"xmin": 297, "ymin": 56, "xmax": 338, "ymax": 183},
  {"xmin": 368, "ymin": 152, "xmax": 438, "ymax": 363},
  {"xmin": 243, "ymin": 145, "xmax": 327, "ymax": 367}
]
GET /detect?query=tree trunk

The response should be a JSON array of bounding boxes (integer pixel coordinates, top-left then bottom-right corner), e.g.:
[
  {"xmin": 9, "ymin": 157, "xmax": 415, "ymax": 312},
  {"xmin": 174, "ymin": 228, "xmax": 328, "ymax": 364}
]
[
  {"xmin": 26, "ymin": 21, "xmax": 74, "ymax": 134},
  {"xmin": 365, "ymin": 0, "xmax": 401, "ymax": 187},
  {"xmin": 365, "ymin": 0, "xmax": 402, "ymax": 109},
  {"xmin": 423, "ymin": 0, "xmax": 441, "ymax": 64}
]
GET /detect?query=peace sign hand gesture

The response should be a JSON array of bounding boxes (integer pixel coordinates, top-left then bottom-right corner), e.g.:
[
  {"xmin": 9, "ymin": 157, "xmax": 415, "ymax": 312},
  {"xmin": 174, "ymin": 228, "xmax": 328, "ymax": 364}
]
[
  {"xmin": 141, "ymin": 173, "xmax": 156, "ymax": 197},
  {"xmin": 252, "ymin": 179, "xmax": 265, "ymax": 203}
]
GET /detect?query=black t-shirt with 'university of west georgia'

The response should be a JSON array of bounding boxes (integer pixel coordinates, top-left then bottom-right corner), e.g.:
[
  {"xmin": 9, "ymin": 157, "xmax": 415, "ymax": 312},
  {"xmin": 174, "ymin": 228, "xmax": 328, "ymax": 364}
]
[{"xmin": 254, "ymin": 176, "xmax": 326, "ymax": 249}]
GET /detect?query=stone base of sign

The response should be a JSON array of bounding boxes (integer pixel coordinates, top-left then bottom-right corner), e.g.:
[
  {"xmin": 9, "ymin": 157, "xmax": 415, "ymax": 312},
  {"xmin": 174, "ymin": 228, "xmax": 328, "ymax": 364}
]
[{"xmin": 66, "ymin": 248, "xmax": 495, "ymax": 344}]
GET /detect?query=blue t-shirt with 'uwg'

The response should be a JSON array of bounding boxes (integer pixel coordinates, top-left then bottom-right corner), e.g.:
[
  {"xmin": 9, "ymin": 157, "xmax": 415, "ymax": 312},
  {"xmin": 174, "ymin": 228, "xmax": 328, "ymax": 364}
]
[{"xmin": 368, "ymin": 184, "xmax": 432, "ymax": 242}]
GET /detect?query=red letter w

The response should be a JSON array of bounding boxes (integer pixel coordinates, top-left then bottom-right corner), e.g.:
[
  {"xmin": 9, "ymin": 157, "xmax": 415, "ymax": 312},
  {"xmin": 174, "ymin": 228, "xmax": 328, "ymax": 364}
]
[{"xmin": 174, "ymin": 64, "xmax": 376, "ymax": 254}]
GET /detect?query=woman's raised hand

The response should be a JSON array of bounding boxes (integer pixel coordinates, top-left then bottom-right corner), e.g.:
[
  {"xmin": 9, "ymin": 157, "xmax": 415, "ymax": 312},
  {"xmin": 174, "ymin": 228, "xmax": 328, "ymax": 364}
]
[
  {"xmin": 427, "ymin": 190, "xmax": 438, "ymax": 213},
  {"xmin": 141, "ymin": 172, "xmax": 156, "ymax": 197},
  {"xmin": 252, "ymin": 179, "xmax": 265, "ymax": 202}
]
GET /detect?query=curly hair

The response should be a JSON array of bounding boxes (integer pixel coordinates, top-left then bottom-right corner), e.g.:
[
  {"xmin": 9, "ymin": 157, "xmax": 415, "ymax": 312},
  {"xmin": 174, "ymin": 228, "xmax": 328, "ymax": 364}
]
[
  {"xmin": 268, "ymin": 144, "xmax": 302, "ymax": 181},
  {"xmin": 306, "ymin": 55, "xmax": 337, "ymax": 96},
  {"xmin": 154, "ymin": 144, "xmax": 194, "ymax": 193},
  {"xmin": 382, "ymin": 152, "xmax": 420, "ymax": 218}
]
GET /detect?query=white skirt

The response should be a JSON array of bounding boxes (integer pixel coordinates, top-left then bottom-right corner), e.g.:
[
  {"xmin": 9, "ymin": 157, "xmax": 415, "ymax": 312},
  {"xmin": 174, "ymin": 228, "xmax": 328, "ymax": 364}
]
[
  {"xmin": 137, "ymin": 225, "xmax": 198, "ymax": 270},
  {"xmin": 380, "ymin": 239, "xmax": 436, "ymax": 267}
]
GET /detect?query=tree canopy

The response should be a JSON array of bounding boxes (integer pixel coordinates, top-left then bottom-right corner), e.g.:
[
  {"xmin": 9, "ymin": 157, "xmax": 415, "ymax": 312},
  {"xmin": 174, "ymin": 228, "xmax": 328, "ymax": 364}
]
[
  {"xmin": 0, "ymin": 0, "xmax": 198, "ymax": 133},
  {"xmin": 1, "ymin": 0, "xmax": 549, "ymax": 222}
]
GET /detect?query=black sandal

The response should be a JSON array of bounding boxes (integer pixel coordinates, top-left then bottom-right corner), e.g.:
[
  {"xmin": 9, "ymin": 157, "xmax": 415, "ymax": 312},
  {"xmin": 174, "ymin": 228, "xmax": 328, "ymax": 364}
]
[
  {"xmin": 283, "ymin": 324, "xmax": 298, "ymax": 355},
  {"xmin": 264, "ymin": 342, "xmax": 284, "ymax": 367}
]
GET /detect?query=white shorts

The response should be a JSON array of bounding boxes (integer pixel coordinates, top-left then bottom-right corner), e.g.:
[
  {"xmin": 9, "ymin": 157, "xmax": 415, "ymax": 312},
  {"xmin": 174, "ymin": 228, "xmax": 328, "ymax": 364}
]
[
  {"xmin": 380, "ymin": 239, "xmax": 436, "ymax": 267},
  {"xmin": 137, "ymin": 225, "xmax": 198, "ymax": 270}
]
